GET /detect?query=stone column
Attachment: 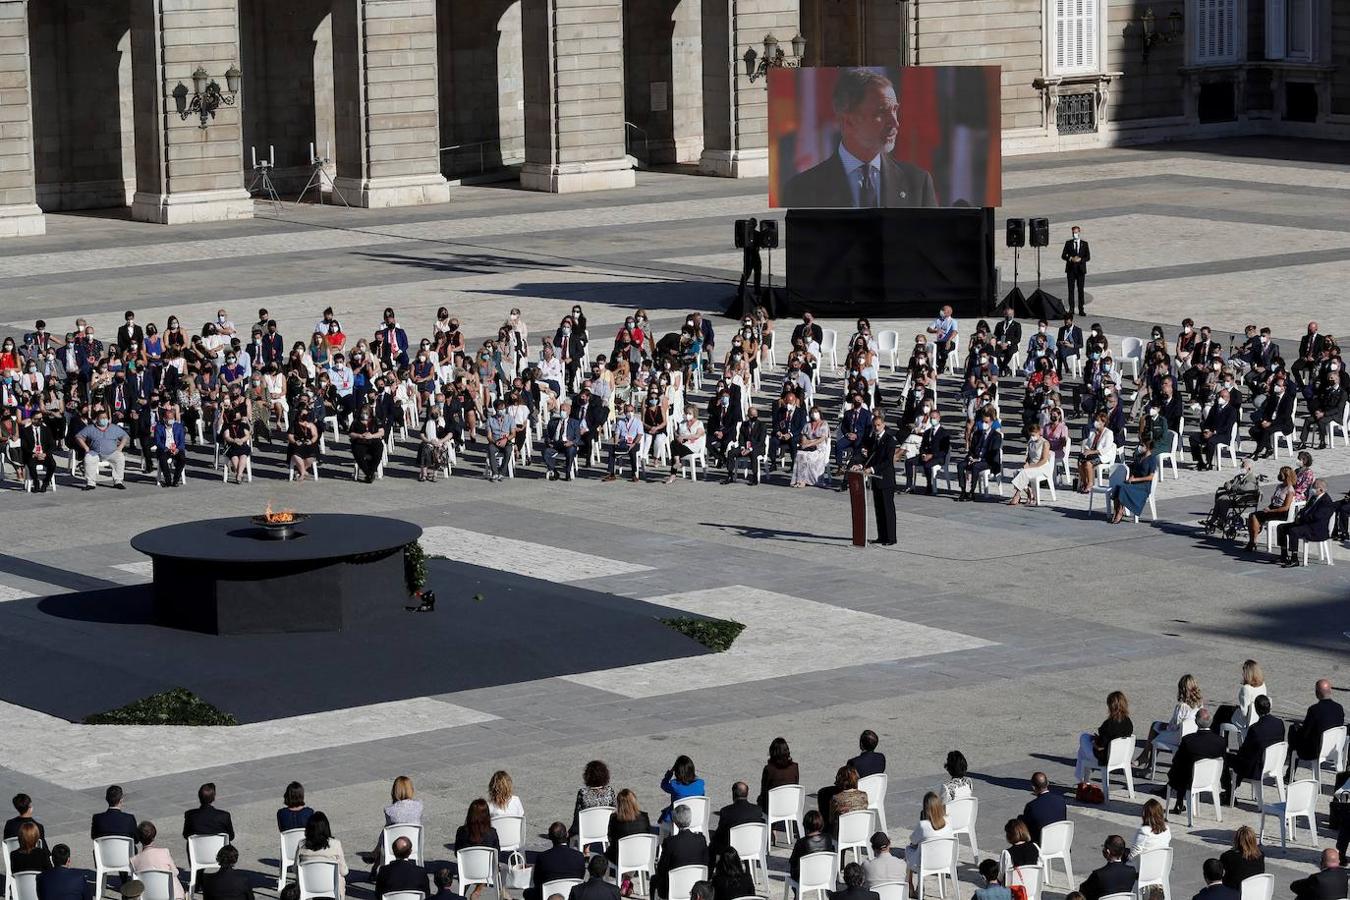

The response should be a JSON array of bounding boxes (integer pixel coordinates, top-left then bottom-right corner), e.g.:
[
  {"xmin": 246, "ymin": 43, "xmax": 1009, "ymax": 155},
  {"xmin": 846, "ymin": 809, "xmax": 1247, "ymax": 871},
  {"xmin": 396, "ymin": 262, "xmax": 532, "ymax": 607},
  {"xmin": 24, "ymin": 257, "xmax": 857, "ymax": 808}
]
[
  {"xmin": 331, "ymin": 0, "xmax": 449, "ymax": 208},
  {"xmin": 699, "ymin": 0, "xmax": 799, "ymax": 178},
  {"xmin": 0, "ymin": 0, "xmax": 45, "ymax": 237},
  {"xmin": 520, "ymin": 0, "xmax": 635, "ymax": 193},
  {"xmin": 129, "ymin": 0, "xmax": 252, "ymax": 225}
]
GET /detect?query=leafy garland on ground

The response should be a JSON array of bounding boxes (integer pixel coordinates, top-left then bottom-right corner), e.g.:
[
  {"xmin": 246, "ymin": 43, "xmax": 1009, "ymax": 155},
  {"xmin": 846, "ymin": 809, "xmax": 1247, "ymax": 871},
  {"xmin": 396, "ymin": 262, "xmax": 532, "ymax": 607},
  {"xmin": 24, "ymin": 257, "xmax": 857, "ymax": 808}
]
[
  {"xmin": 404, "ymin": 541, "xmax": 428, "ymax": 594},
  {"xmin": 661, "ymin": 617, "xmax": 745, "ymax": 653},
  {"xmin": 84, "ymin": 687, "xmax": 239, "ymax": 726}
]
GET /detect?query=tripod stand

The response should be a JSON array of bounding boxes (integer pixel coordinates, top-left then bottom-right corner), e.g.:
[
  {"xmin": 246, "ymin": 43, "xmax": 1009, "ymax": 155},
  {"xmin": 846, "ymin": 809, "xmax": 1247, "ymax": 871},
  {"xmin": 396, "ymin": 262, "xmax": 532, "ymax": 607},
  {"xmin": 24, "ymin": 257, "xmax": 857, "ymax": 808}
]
[
  {"xmin": 296, "ymin": 150, "xmax": 350, "ymax": 208},
  {"xmin": 246, "ymin": 145, "xmax": 282, "ymax": 214}
]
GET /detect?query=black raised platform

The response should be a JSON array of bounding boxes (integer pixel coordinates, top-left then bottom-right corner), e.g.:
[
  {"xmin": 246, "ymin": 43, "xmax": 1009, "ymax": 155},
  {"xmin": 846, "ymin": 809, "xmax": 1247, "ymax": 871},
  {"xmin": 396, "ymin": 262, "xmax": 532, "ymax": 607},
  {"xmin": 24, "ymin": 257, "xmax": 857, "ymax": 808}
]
[{"xmin": 131, "ymin": 514, "xmax": 422, "ymax": 634}]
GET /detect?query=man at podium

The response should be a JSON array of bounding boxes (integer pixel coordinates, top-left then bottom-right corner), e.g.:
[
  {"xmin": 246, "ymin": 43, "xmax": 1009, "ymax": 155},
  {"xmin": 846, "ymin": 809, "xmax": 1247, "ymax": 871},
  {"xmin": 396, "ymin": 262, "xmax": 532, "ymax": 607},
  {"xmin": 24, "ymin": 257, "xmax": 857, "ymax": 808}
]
[{"xmin": 855, "ymin": 415, "xmax": 898, "ymax": 545}]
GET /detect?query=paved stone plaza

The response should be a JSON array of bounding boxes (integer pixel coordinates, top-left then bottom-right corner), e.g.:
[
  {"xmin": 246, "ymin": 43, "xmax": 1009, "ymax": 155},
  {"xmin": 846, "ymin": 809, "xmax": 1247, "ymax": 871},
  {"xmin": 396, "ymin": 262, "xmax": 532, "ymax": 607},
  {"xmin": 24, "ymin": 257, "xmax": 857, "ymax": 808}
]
[{"xmin": 0, "ymin": 138, "xmax": 1348, "ymax": 899}]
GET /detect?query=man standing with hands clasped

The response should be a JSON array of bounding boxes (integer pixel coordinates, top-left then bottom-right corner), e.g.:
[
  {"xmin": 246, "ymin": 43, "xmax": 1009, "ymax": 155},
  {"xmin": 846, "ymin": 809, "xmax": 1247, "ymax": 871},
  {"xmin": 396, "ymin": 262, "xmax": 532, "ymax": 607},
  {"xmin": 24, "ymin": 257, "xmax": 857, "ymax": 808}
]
[
  {"xmin": 854, "ymin": 415, "xmax": 897, "ymax": 546},
  {"xmin": 1062, "ymin": 225, "xmax": 1091, "ymax": 316}
]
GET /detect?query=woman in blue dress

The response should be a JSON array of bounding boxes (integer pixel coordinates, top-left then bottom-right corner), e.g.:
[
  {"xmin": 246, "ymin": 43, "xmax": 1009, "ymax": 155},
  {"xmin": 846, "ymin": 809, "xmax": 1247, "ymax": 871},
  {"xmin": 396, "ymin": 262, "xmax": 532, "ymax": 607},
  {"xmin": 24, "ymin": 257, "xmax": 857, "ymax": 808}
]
[{"xmin": 1109, "ymin": 436, "xmax": 1157, "ymax": 524}]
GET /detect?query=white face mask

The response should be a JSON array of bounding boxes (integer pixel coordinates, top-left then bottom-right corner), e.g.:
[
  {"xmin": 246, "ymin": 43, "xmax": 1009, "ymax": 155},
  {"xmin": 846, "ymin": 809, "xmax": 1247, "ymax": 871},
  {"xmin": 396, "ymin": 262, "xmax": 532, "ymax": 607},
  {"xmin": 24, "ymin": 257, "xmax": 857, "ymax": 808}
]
[
  {"xmin": 685, "ymin": 414, "xmax": 694, "ymax": 423},
  {"xmin": 810, "ymin": 412, "xmax": 820, "ymax": 421}
]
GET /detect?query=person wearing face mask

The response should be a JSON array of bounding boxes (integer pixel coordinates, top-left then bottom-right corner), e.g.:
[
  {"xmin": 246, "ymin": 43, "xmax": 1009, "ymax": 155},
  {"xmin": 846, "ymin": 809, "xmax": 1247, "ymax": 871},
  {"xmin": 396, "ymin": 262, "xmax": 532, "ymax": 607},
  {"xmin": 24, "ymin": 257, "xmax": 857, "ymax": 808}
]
[
  {"xmin": 904, "ymin": 410, "xmax": 949, "ymax": 496},
  {"xmin": 1190, "ymin": 388, "xmax": 1239, "ymax": 470},
  {"xmin": 1007, "ymin": 421, "xmax": 1054, "ymax": 507},
  {"xmin": 348, "ymin": 408, "xmax": 386, "ymax": 483},
  {"xmin": 1248, "ymin": 376, "xmax": 1295, "ymax": 460},
  {"xmin": 992, "ymin": 306, "xmax": 1021, "ymax": 373},
  {"xmin": 768, "ymin": 390, "xmax": 807, "ymax": 471},
  {"xmin": 664, "ymin": 405, "xmax": 706, "ymax": 483},
  {"xmin": 835, "ymin": 392, "xmax": 872, "ymax": 480},
  {"xmin": 153, "ymin": 404, "xmax": 188, "ymax": 487},
  {"xmin": 75, "ymin": 409, "xmax": 130, "ymax": 490},
  {"xmin": 1299, "ymin": 371, "xmax": 1344, "ymax": 450},
  {"xmin": 723, "ymin": 406, "xmax": 765, "ymax": 485},
  {"xmin": 1061, "ymin": 226, "xmax": 1090, "ymax": 315},
  {"xmin": 790, "ymin": 405, "xmax": 831, "ymax": 488},
  {"xmin": 705, "ymin": 387, "xmax": 741, "ymax": 468},
  {"xmin": 542, "ymin": 400, "xmax": 584, "ymax": 481},
  {"xmin": 19, "ymin": 410, "xmax": 56, "ymax": 492},
  {"xmin": 1274, "ymin": 479, "xmax": 1334, "ymax": 567},
  {"xmin": 116, "ymin": 310, "xmax": 143, "ymax": 353},
  {"xmin": 603, "ymin": 404, "xmax": 643, "ymax": 483},
  {"xmin": 854, "ymin": 415, "xmax": 898, "ymax": 545},
  {"xmin": 955, "ymin": 408, "xmax": 1003, "ymax": 502},
  {"xmin": 1056, "ymin": 314, "xmax": 1084, "ymax": 378}
]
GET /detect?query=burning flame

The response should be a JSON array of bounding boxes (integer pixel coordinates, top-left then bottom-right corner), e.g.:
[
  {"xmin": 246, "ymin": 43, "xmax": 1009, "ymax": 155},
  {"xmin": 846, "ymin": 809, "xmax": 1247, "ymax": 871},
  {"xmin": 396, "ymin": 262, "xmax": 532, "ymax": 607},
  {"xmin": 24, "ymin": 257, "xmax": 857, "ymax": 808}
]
[{"xmin": 262, "ymin": 501, "xmax": 296, "ymax": 524}]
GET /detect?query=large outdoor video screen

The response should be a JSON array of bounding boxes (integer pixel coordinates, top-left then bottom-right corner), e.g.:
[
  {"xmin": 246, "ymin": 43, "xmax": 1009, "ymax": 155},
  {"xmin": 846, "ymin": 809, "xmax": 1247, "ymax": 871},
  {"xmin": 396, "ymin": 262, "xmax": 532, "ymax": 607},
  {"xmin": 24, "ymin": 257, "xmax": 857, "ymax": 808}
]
[{"xmin": 768, "ymin": 66, "xmax": 1002, "ymax": 209}]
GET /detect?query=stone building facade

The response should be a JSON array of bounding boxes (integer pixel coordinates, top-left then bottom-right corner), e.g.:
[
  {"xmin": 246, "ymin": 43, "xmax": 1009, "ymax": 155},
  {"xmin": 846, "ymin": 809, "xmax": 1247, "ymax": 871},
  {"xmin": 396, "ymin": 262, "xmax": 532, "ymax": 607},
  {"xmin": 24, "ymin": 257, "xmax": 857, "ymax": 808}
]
[{"xmin": 0, "ymin": 0, "xmax": 1345, "ymax": 237}]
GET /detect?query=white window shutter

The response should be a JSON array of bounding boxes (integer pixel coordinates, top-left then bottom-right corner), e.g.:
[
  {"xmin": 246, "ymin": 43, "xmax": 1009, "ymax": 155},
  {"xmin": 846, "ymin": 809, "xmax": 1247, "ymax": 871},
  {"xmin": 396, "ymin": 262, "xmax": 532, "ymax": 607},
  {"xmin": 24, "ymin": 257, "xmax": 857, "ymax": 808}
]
[
  {"xmin": 1055, "ymin": 0, "xmax": 1067, "ymax": 70},
  {"xmin": 1083, "ymin": 0, "xmax": 1097, "ymax": 69},
  {"xmin": 1052, "ymin": 0, "xmax": 1100, "ymax": 73}
]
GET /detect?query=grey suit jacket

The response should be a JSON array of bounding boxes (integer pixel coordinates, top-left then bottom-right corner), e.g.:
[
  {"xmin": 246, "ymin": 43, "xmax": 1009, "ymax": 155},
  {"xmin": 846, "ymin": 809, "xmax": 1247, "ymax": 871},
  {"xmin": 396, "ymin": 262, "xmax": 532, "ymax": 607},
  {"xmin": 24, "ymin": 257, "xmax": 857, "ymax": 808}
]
[{"xmin": 782, "ymin": 152, "xmax": 937, "ymax": 209}]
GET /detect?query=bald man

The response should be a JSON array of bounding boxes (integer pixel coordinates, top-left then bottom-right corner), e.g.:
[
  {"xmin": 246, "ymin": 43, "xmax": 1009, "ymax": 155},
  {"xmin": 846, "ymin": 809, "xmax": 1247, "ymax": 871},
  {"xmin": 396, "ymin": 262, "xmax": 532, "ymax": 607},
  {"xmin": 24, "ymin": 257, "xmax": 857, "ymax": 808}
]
[{"xmin": 1288, "ymin": 679, "xmax": 1346, "ymax": 774}]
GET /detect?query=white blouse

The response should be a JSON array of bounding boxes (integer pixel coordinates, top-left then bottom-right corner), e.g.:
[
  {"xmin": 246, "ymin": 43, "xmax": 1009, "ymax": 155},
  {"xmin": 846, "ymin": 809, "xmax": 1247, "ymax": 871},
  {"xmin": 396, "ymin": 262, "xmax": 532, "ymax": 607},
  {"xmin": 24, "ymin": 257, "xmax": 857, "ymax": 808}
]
[
  {"xmin": 488, "ymin": 795, "xmax": 525, "ymax": 819},
  {"xmin": 1128, "ymin": 825, "xmax": 1171, "ymax": 862},
  {"xmin": 1235, "ymin": 683, "xmax": 1269, "ymax": 731}
]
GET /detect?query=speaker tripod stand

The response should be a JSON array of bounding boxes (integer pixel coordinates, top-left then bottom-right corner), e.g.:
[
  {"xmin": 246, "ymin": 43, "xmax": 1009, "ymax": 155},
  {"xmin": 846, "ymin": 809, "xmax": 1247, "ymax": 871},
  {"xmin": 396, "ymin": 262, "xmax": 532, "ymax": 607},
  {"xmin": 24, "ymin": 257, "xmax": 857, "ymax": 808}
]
[{"xmin": 296, "ymin": 153, "xmax": 350, "ymax": 208}]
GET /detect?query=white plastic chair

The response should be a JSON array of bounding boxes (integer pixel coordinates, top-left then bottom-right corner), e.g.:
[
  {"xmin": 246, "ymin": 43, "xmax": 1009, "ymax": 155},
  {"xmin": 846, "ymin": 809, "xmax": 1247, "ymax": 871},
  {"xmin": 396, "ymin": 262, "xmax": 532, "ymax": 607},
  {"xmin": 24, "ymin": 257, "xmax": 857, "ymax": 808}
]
[
  {"xmin": 1302, "ymin": 540, "xmax": 1335, "ymax": 567},
  {"xmin": 858, "ymin": 773, "xmax": 888, "ymax": 832},
  {"xmin": 1232, "ymin": 741, "xmax": 1288, "ymax": 808},
  {"xmin": 383, "ymin": 892, "xmax": 426, "ymax": 900},
  {"xmin": 1148, "ymin": 717, "xmax": 1198, "ymax": 779},
  {"xmin": 945, "ymin": 797, "xmax": 980, "ymax": 861},
  {"xmin": 1099, "ymin": 894, "xmax": 1134, "ymax": 900},
  {"xmin": 134, "ymin": 870, "xmax": 177, "ymax": 900},
  {"xmin": 679, "ymin": 448, "xmax": 706, "ymax": 481},
  {"xmin": 1166, "ymin": 757, "xmax": 1222, "ymax": 825},
  {"xmin": 872, "ymin": 883, "xmax": 908, "ymax": 900},
  {"xmin": 575, "ymin": 806, "xmax": 615, "ymax": 852},
  {"xmin": 788, "ymin": 853, "xmax": 835, "ymax": 900},
  {"xmin": 836, "ymin": 810, "xmax": 873, "ymax": 865},
  {"xmin": 94, "ymin": 835, "xmax": 136, "ymax": 896},
  {"xmin": 668, "ymin": 865, "xmax": 708, "ymax": 900},
  {"xmin": 1, "ymin": 837, "xmax": 14, "ymax": 900},
  {"xmin": 1085, "ymin": 735, "xmax": 1136, "ymax": 801},
  {"xmin": 541, "ymin": 880, "xmax": 583, "ymax": 900},
  {"xmin": 1155, "ymin": 430, "xmax": 1180, "ymax": 480},
  {"xmin": 1134, "ymin": 847, "xmax": 1172, "ymax": 900},
  {"xmin": 1266, "ymin": 500, "xmax": 1304, "ymax": 553},
  {"xmin": 276, "ymin": 828, "xmax": 306, "ymax": 889},
  {"xmin": 1271, "ymin": 396, "xmax": 1299, "ymax": 459},
  {"xmin": 1259, "ymin": 778, "xmax": 1317, "ymax": 849},
  {"xmin": 820, "ymin": 330, "xmax": 839, "ymax": 371},
  {"xmin": 877, "ymin": 331, "xmax": 900, "ymax": 370},
  {"xmin": 673, "ymin": 796, "xmax": 711, "ymax": 835},
  {"xmin": 1239, "ymin": 873, "xmax": 1274, "ymax": 900},
  {"xmin": 1329, "ymin": 405, "xmax": 1350, "ymax": 448},
  {"xmin": 611, "ymin": 833, "xmax": 659, "ymax": 897},
  {"xmin": 728, "ymin": 823, "xmax": 769, "ymax": 889},
  {"xmin": 11, "ymin": 873, "xmax": 37, "ymax": 900},
  {"xmin": 492, "ymin": 814, "xmax": 526, "ymax": 868},
  {"xmin": 1058, "ymin": 436, "xmax": 1074, "ymax": 487},
  {"xmin": 186, "ymin": 833, "xmax": 229, "ymax": 895},
  {"xmin": 1214, "ymin": 423, "xmax": 1240, "ymax": 470},
  {"xmin": 914, "ymin": 837, "xmax": 958, "ymax": 900},
  {"xmin": 1006, "ymin": 863, "xmax": 1044, "ymax": 900},
  {"xmin": 296, "ymin": 859, "xmax": 340, "ymax": 900},
  {"xmin": 382, "ymin": 823, "xmax": 424, "ymax": 866},
  {"xmin": 1038, "ymin": 820, "xmax": 1075, "ymax": 887},
  {"xmin": 1290, "ymin": 725, "xmax": 1348, "ymax": 789},
  {"xmin": 1029, "ymin": 466, "xmax": 1057, "ymax": 502},
  {"xmin": 455, "ymin": 847, "xmax": 499, "ymax": 894},
  {"xmin": 767, "ymin": 785, "xmax": 806, "ymax": 847},
  {"xmin": 1120, "ymin": 338, "xmax": 1144, "ymax": 379}
]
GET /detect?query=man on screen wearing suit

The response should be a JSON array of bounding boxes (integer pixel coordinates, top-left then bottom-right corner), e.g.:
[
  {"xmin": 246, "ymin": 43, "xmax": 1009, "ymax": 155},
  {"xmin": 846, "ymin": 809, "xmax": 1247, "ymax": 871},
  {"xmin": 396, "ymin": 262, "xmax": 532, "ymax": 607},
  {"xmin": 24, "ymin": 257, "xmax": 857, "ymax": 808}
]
[
  {"xmin": 1062, "ymin": 225, "xmax": 1091, "ymax": 316},
  {"xmin": 781, "ymin": 69, "xmax": 936, "ymax": 209}
]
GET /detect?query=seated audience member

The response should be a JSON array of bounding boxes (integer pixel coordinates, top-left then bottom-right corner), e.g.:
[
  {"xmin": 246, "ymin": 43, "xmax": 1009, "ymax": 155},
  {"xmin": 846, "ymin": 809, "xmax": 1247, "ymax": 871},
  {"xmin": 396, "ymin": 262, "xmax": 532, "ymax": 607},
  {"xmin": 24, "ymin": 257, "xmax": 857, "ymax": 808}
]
[
  {"xmin": 788, "ymin": 811, "xmax": 831, "ymax": 896},
  {"xmin": 1292, "ymin": 849, "xmax": 1348, "ymax": 900},
  {"xmin": 376, "ymin": 837, "xmax": 428, "ymax": 898},
  {"xmin": 1078, "ymin": 835, "xmax": 1135, "ymax": 900},
  {"xmin": 527, "ymin": 823, "xmax": 585, "ymax": 900},
  {"xmin": 823, "ymin": 766, "xmax": 867, "ymax": 832},
  {"xmin": 1220, "ymin": 695, "xmax": 1283, "ymax": 804},
  {"xmin": 1218, "ymin": 827, "xmax": 1264, "ymax": 890},
  {"xmin": 295, "ymin": 812, "xmax": 348, "ymax": 900},
  {"xmin": 1275, "ymin": 479, "xmax": 1334, "ymax": 567},
  {"xmin": 938, "ymin": 751, "xmax": 973, "ymax": 802},
  {"xmin": 758, "ymin": 737, "xmax": 801, "ymax": 812},
  {"xmin": 91, "ymin": 785, "xmax": 137, "ymax": 841},
  {"xmin": 1107, "ymin": 436, "xmax": 1156, "ymax": 524},
  {"xmin": 11, "ymin": 821, "xmax": 51, "ymax": 872},
  {"xmin": 1287, "ymin": 679, "xmax": 1346, "ymax": 774},
  {"xmin": 201, "ymin": 845, "xmax": 253, "ymax": 900},
  {"xmin": 1137, "ymin": 674, "xmax": 1204, "ymax": 771},
  {"xmin": 129, "ymin": 822, "xmax": 185, "ymax": 900},
  {"xmin": 1244, "ymin": 467, "xmax": 1296, "ymax": 552},
  {"xmin": 571, "ymin": 761, "xmax": 617, "ymax": 839},
  {"xmin": 653, "ymin": 806, "xmax": 708, "ymax": 900},
  {"xmin": 1166, "ymin": 707, "xmax": 1225, "ymax": 814},
  {"xmin": 865, "ymin": 832, "xmax": 907, "ymax": 886},
  {"xmin": 1020, "ymin": 772, "xmax": 1066, "ymax": 846},
  {"xmin": 277, "ymin": 781, "xmax": 314, "ymax": 832},
  {"xmin": 974, "ymin": 859, "xmax": 1012, "ymax": 900},
  {"xmin": 709, "ymin": 783, "xmax": 761, "ymax": 868},
  {"xmin": 828, "ymin": 862, "xmax": 877, "ymax": 900},
  {"xmin": 433, "ymin": 868, "xmax": 466, "ymax": 900},
  {"xmin": 711, "ymin": 849, "xmax": 756, "ymax": 900},
  {"xmin": 1006, "ymin": 422, "xmax": 1052, "ymax": 506},
  {"xmin": 1074, "ymin": 691, "xmax": 1133, "ymax": 789},
  {"xmin": 1127, "ymin": 800, "xmax": 1171, "ymax": 862},
  {"xmin": 904, "ymin": 793, "xmax": 952, "ymax": 894},
  {"xmin": 35, "ymin": 844, "xmax": 87, "ymax": 900},
  {"xmin": 453, "ymin": 799, "xmax": 500, "ymax": 852},
  {"xmin": 5, "ymin": 793, "xmax": 46, "ymax": 846},
  {"xmin": 183, "ymin": 783, "xmax": 234, "ymax": 841},
  {"xmin": 570, "ymin": 854, "xmax": 621, "ymax": 900},
  {"xmin": 1191, "ymin": 860, "xmax": 1236, "ymax": 900},
  {"xmin": 1001, "ymin": 819, "xmax": 1040, "ymax": 879},
  {"xmin": 849, "ymin": 731, "xmax": 886, "ymax": 778},
  {"xmin": 606, "ymin": 789, "xmax": 652, "ymax": 865},
  {"xmin": 659, "ymin": 755, "xmax": 707, "ymax": 825}
]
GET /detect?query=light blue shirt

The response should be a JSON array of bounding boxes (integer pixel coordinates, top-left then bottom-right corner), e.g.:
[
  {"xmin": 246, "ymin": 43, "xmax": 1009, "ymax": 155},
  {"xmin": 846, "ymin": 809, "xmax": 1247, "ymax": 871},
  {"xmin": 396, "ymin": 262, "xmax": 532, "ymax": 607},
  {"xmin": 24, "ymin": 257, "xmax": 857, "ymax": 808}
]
[
  {"xmin": 615, "ymin": 414, "xmax": 642, "ymax": 444},
  {"xmin": 838, "ymin": 144, "xmax": 881, "ymax": 208}
]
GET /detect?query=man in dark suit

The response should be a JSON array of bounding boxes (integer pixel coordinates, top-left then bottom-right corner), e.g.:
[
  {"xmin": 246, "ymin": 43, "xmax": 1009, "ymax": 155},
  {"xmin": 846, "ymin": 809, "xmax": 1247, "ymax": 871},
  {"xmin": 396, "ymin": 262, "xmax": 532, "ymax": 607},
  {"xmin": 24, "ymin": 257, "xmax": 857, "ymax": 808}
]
[
  {"xmin": 153, "ymin": 405, "xmax": 187, "ymax": 487},
  {"xmin": 993, "ymin": 307, "xmax": 1022, "ymax": 374},
  {"xmin": 543, "ymin": 405, "xmax": 584, "ymax": 481},
  {"xmin": 789, "ymin": 313, "xmax": 823, "ymax": 349},
  {"xmin": 1167, "ymin": 708, "xmax": 1226, "ymax": 814},
  {"xmin": 783, "ymin": 70, "xmax": 935, "ymax": 209},
  {"xmin": 834, "ymin": 393, "xmax": 872, "ymax": 479},
  {"xmin": 1277, "ymin": 481, "xmax": 1336, "ymax": 567},
  {"xmin": 19, "ymin": 411, "xmax": 57, "ymax": 492},
  {"xmin": 182, "ymin": 783, "xmax": 234, "ymax": 842},
  {"xmin": 653, "ymin": 806, "xmax": 708, "ymax": 900},
  {"xmin": 1056, "ymin": 314, "xmax": 1083, "ymax": 378},
  {"xmin": 36, "ymin": 845, "xmax": 88, "ymax": 900},
  {"xmin": 527, "ymin": 823, "xmax": 586, "ymax": 900},
  {"xmin": 91, "ymin": 785, "xmax": 138, "ymax": 842},
  {"xmin": 858, "ymin": 415, "xmax": 897, "ymax": 546},
  {"xmin": 1248, "ymin": 379, "xmax": 1295, "ymax": 460},
  {"xmin": 706, "ymin": 389, "xmax": 741, "ymax": 467},
  {"xmin": 571, "ymin": 388, "xmax": 607, "ymax": 464},
  {"xmin": 376, "ymin": 836, "xmax": 427, "ymax": 899},
  {"xmin": 1287, "ymin": 679, "xmax": 1346, "ymax": 772},
  {"xmin": 5, "ymin": 793, "xmax": 47, "ymax": 847},
  {"xmin": 1292, "ymin": 849, "xmax": 1349, "ymax": 900},
  {"xmin": 1020, "ymin": 772, "xmax": 1067, "ymax": 847},
  {"xmin": 1192, "ymin": 858, "xmax": 1238, "ymax": 900},
  {"xmin": 569, "ymin": 855, "xmax": 620, "ymax": 900},
  {"xmin": 259, "ymin": 320, "xmax": 285, "ymax": 368},
  {"xmin": 1189, "ymin": 388, "xmax": 1238, "ymax": 470},
  {"xmin": 1061, "ymin": 225, "xmax": 1091, "ymax": 316},
  {"xmin": 709, "ymin": 782, "xmax": 764, "ymax": 866},
  {"xmin": 737, "ymin": 218, "xmax": 762, "ymax": 313},
  {"xmin": 1078, "ymin": 835, "xmax": 1135, "ymax": 900},
  {"xmin": 955, "ymin": 409, "xmax": 1002, "ymax": 501},
  {"xmin": 116, "ymin": 312, "xmax": 144, "ymax": 354},
  {"xmin": 1293, "ymin": 321, "xmax": 1327, "ymax": 390},
  {"xmin": 377, "ymin": 307, "xmax": 410, "ymax": 370},
  {"xmin": 848, "ymin": 731, "xmax": 886, "ymax": 779},
  {"xmin": 768, "ymin": 392, "xmax": 807, "ymax": 468},
  {"xmin": 903, "ymin": 411, "xmax": 949, "ymax": 495},
  {"xmin": 201, "ymin": 845, "xmax": 253, "ymax": 900},
  {"xmin": 828, "ymin": 862, "xmax": 879, "ymax": 900},
  {"xmin": 1220, "ymin": 695, "xmax": 1284, "ymax": 804},
  {"xmin": 724, "ymin": 409, "xmax": 765, "ymax": 485}
]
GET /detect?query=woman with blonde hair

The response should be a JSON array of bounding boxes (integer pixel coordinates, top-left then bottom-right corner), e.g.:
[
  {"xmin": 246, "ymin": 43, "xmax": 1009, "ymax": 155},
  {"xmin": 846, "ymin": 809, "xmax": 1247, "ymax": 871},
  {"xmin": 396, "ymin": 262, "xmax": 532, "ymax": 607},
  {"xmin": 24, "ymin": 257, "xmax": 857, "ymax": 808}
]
[
  {"xmin": 1074, "ymin": 691, "xmax": 1133, "ymax": 787},
  {"xmin": 904, "ymin": 792, "xmax": 952, "ymax": 894},
  {"xmin": 1136, "ymin": 676, "xmax": 1202, "ymax": 771},
  {"xmin": 605, "ymin": 788, "xmax": 651, "ymax": 864},
  {"xmin": 1127, "ymin": 799, "xmax": 1171, "ymax": 862},
  {"xmin": 1219, "ymin": 825, "xmax": 1264, "ymax": 889},
  {"xmin": 373, "ymin": 775, "xmax": 422, "ymax": 864},
  {"xmin": 1245, "ymin": 466, "xmax": 1295, "ymax": 552},
  {"xmin": 1214, "ymin": 659, "xmax": 1269, "ymax": 735},
  {"xmin": 487, "ymin": 770, "xmax": 524, "ymax": 819}
]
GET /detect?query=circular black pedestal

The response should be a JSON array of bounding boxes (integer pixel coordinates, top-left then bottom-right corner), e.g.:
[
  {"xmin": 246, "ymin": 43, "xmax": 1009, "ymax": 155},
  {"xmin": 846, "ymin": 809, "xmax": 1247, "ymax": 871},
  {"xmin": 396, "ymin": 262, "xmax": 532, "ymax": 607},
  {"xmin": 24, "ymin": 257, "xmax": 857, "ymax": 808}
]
[{"xmin": 131, "ymin": 515, "xmax": 423, "ymax": 634}]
